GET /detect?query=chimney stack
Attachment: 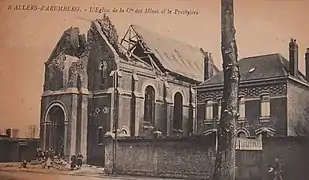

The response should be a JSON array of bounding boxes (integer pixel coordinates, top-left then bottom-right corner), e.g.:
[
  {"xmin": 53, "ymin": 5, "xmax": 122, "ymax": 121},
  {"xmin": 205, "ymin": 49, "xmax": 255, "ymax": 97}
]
[
  {"xmin": 200, "ymin": 48, "xmax": 213, "ymax": 81},
  {"xmin": 305, "ymin": 48, "xmax": 309, "ymax": 81},
  {"xmin": 289, "ymin": 38, "xmax": 299, "ymax": 76},
  {"xmin": 204, "ymin": 52, "xmax": 210, "ymax": 81}
]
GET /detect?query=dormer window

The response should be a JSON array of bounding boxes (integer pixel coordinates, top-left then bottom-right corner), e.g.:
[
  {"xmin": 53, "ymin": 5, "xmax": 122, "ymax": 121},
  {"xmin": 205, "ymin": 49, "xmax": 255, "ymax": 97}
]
[{"xmin": 249, "ymin": 68, "xmax": 255, "ymax": 73}]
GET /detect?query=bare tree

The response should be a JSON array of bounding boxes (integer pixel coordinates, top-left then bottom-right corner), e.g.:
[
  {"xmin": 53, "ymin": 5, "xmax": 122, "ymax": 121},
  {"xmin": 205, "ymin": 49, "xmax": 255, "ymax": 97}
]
[
  {"xmin": 26, "ymin": 125, "xmax": 39, "ymax": 139},
  {"xmin": 212, "ymin": 0, "xmax": 240, "ymax": 180}
]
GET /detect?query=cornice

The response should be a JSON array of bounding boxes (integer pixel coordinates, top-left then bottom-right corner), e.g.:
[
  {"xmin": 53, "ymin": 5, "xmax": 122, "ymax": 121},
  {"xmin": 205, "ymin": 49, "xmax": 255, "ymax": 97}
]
[
  {"xmin": 196, "ymin": 76, "xmax": 287, "ymax": 92},
  {"xmin": 287, "ymin": 75, "xmax": 309, "ymax": 88},
  {"xmin": 42, "ymin": 88, "xmax": 89, "ymax": 97}
]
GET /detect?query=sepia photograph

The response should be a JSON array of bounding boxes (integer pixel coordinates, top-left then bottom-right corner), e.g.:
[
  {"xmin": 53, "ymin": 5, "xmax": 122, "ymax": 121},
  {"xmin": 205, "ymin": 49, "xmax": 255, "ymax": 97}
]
[{"xmin": 0, "ymin": 0, "xmax": 308, "ymax": 179}]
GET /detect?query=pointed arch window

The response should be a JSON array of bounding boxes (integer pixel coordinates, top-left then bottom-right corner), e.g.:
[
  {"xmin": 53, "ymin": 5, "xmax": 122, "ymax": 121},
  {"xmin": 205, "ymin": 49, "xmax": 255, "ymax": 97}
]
[
  {"xmin": 144, "ymin": 86, "xmax": 155, "ymax": 125},
  {"xmin": 173, "ymin": 92, "xmax": 183, "ymax": 130}
]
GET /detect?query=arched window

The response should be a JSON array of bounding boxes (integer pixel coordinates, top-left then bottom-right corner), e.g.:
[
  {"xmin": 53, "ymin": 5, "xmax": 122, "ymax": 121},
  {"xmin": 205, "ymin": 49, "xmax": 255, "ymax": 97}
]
[
  {"xmin": 144, "ymin": 86, "xmax": 155, "ymax": 125},
  {"xmin": 237, "ymin": 131, "xmax": 247, "ymax": 139},
  {"xmin": 173, "ymin": 92, "xmax": 183, "ymax": 130}
]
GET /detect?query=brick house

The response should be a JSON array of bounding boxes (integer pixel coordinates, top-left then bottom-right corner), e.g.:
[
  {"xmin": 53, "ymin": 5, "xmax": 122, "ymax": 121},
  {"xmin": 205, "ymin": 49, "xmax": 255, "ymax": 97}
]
[
  {"xmin": 39, "ymin": 15, "xmax": 218, "ymax": 165},
  {"xmin": 195, "ymin": 39, "xmax": 309, "ymax": 139}
]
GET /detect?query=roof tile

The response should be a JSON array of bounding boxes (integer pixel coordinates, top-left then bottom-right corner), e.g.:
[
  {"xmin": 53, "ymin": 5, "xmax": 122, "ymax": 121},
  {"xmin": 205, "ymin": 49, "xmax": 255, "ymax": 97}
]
[{"xmin": 200, "ymin": 53, "xmax": 307, "ymax": 86}]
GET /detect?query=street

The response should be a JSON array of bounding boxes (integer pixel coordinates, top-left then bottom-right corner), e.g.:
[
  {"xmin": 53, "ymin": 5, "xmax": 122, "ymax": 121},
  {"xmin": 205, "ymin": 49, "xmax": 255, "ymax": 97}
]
[{"xmin": 0, "ymin": 170, "xmax": 180, "ymax": 180}]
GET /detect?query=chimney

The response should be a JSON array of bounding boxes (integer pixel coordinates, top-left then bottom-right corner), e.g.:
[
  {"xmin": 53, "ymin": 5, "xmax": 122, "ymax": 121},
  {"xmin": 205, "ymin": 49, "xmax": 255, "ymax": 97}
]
[
  {"xmin": 5, "ymin": 128, "xmax": 11, "ymax": 138},
  {"xmin": 305, "ymin": 48, "xmax": 309, "ymax": 81},
  {"xmin": 204, "ymin": 52, "xmax": 210, "ymax": 81},
  {"xmin": 289, "ymin": 38, "xmax": 299, "ymax": 76},
  {"xmin": 200, "ymin": 48, "xmax": 214, "ymax": 81}
]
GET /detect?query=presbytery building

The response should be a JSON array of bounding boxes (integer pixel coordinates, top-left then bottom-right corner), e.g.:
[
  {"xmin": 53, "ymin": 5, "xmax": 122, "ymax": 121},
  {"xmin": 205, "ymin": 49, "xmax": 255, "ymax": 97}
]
[
  {"xmin": 39, "ymin": 14, "xmax": 219, "ymax": 165},
  {"xmin": 195, "ymin": 39, "xmax": 309, "ymax": 139}
]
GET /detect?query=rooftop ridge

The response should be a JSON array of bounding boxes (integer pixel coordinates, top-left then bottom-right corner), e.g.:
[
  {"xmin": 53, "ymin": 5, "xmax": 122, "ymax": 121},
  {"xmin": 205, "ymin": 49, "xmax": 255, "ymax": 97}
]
[
  {"xmin": 199, "ymin": 52, "xmax": 309, "ymax": 86},
  {"xmin": 240, "ymin": 53, "xmax": 282, "ymax": 60},
  {"xmin": 130, "ymin": 24, "xmax": 203, "ymax": 51}
]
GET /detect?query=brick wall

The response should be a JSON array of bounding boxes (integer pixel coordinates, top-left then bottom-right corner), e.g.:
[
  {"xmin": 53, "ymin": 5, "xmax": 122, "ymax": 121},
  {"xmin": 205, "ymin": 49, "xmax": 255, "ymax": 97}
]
[
  {"xmin": 117, "ymin": 63, "xmax": 195, "ymax": 138},
  {"xmin": 87, "ymin": 23, "xmax": 116, "ymax": 91},
  {"xmin": 103, "ymin": 135, "xmax": 309, "ymax": 180},
  {"xmin": 261, "ymin": 137, "xmax": 309, "ymax": 180},
  {"xmin": 104, "ymin": 136, "xmax": 216, "ymax": 179},
  {"xmin": 0, "ymin": 138, "xmax": 39, "ymax": 162},
  {"xmin": 87, "ymin": 95, "xmax": 111, "ymax": 166},
  {"xmin": 287, "ymin": 79, "xmax": 309, "ymax": 136},
  {"xmin": 197, "ymin": 82, "xmax": 288, "ymax": 137}
]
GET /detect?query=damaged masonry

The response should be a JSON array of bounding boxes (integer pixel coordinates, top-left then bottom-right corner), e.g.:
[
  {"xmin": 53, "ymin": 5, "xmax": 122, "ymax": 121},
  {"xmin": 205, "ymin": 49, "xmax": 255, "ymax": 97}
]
[{"xmin": 41, "ymin": 13, "xmax": 218, "ymax": 174}]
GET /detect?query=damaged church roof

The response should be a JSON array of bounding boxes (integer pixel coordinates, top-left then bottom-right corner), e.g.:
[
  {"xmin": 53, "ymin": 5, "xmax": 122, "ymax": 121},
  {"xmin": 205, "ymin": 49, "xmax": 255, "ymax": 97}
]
[
  {"xmin": 200, "ymin": 53, "xmax": 308, "ymax": 86},
  {"xmin": 129, "ymin": 25, "xmax": 218, "ymax": 82}
]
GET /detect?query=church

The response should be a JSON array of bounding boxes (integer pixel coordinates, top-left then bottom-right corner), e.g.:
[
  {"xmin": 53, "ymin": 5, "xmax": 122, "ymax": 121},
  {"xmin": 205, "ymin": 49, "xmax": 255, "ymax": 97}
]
[{"xmin": 39, "ymin": 14, "xmax": 218, "ymax": 165}]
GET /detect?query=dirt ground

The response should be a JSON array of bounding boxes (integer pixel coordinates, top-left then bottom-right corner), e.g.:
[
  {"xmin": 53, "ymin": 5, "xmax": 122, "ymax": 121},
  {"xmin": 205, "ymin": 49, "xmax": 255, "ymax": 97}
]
[{"xmin": 0, "ymin": 170, "xmax": 182, "ymax": 180}]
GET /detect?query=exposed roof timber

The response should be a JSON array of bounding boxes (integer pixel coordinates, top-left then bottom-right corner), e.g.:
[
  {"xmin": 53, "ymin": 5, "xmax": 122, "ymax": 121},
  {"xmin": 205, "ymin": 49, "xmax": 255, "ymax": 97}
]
[
  {"xmin": 129, "ymin": 53, "xmax": 151, "ymax": 66},
  {"xmin": 121, "ymin": 39, "xmax": 136, "ymax": 46},
  {"xmin": 120, "ymin": 27, "xmax": 130, "ymax": 45},
  {"xmin": 120, "ymin": 25, "xmax": 147, "ymax": 58},
  {"xmin": 147, "ymin": 53, "xmax": 162, "ymax": 73},
  {"xmin": 129, "ymin": 25, "xmax": 142, "ymax": 39},
  {"xmin": 122, "ymin": 28, "xmax": 161, "ymax": 73}
]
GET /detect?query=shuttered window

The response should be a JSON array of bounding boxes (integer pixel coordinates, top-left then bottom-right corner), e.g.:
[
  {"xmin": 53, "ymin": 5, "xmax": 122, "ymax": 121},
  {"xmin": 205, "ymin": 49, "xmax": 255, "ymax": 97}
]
[
  {"xmin": 205, "ymin": 100, "xmax": 213, "ymax": 120},
  {"xmin": 260, "ymin": 95, "xmax": 270, "ymax": 117},
  {"xmin": 239, "ymin": 97, "xmax": 246, "ymax": 119}
]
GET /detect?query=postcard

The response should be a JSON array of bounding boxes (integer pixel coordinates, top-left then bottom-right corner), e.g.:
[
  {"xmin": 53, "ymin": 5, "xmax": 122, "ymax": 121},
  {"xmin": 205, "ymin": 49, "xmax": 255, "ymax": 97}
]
[{"xmin": 0, "ymin": 0, "xmax": 308, "ymax": 179}]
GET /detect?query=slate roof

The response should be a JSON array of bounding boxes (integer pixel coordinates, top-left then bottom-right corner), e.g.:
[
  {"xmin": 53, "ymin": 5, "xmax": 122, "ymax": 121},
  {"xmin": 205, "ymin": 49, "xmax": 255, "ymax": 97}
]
[
  {"xmin": 200, "ymin": 53, "xmax": 307, "ymax": 86},
  {"xmin": 130, "ymin": 25, "xmax": 218, "ymax": 82}
]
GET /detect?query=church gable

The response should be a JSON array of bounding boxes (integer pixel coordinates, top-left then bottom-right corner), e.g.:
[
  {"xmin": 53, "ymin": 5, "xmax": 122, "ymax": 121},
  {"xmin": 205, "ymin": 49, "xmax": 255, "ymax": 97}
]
[
  {"xmin": 86, "ymin": 15, "xmax": 134, "ymax": 91},
  {"xmin": 44, "ymin": 27, "xmax": 88, "ymax": 91}
]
